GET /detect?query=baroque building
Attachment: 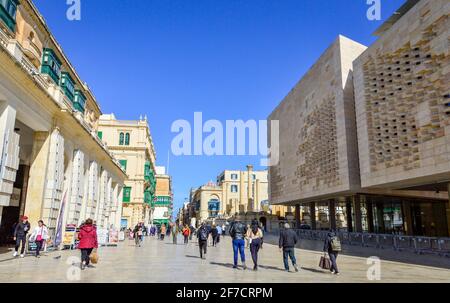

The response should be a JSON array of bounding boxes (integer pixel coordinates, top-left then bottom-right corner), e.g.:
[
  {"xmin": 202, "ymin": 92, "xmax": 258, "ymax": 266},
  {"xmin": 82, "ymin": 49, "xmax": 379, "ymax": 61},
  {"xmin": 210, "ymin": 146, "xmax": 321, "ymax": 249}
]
[
  {"xmin": 153, "ymin": 166, "xmax": 173, "ymax": 226},
  {"xmin": 97, "ymin": 114, "xmax": 157, "ymax": 229},
  {"xmin": 0, "ymin": 0, "xmax": 127, "ymax": 245}
]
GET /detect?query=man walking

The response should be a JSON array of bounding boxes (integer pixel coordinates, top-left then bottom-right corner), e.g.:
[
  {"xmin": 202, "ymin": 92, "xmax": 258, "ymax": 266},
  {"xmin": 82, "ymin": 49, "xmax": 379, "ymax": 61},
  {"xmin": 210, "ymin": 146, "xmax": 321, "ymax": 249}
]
[
  {"xmin": 197, "ymin": 222, "xmax": 209, "ymax": 259},
  {"xmin": 279, "ymin": 223, "xmax": 299, "ymax": 272},
  {"xmin": 13, "ymin": 216, "xmax": 31, "ymax": 258},
  {"xmin": 229, "ymin": 219, "xmax": 248, "ymax": 269},
  {"xmin": 323, "ymin": 230, "xmax": 341, "ymax": 275}
]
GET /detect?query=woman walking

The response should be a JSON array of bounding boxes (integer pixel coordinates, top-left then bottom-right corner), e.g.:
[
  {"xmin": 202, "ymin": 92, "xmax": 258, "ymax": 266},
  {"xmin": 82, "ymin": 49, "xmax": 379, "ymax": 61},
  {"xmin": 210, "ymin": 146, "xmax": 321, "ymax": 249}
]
[
  {"xmin": 182, "ymin": 225, "xmax": 190, "ymax": 244},
  {"xmin": 30, "ymin": 220, "xmax": 49, "ymax": 258},
  {"xmin": 211, "ymin": 225, "xmax": 219, "ymax": 247},
  {"xmin": 78, "ymin": 218, "xmax": 98, "ymax": 270},
  {"xmin": 160, "ymin": 224, "xmax": 166, "ymax": 240},
  {"xmin": 248, "ymin": 223, "xmax": 264, "ymax": 271},
  {"xmin": 323, "ymin": 230, "xmax": 341, "ymax": 275}
]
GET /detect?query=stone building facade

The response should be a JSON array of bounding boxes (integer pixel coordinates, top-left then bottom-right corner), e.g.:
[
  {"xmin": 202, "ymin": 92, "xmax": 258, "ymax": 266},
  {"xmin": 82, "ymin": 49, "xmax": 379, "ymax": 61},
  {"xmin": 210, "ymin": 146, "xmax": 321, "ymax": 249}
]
[
  {"xmin": 97, "ymin": 114, "xmax": 157, "ymax": 229},
  {"xmin": 0, "ymin": 0, "xmax": 127, "ymax": 245},
  {"xmin": 154, "ymin": 166, "xmax": 173, "ymax": 226},
  {"xmin": 269, "ymin": 0, "xmax": 450, "ymax": 237}
]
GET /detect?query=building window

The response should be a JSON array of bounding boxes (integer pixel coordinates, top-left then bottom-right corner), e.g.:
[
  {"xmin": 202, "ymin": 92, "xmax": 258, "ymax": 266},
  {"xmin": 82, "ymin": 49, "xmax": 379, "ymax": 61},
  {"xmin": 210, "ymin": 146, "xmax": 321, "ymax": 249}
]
[
  {"xmin": 0, "ymin": 0, "xmax": 18, "ymax": 32},
  {"xmin": 60, "ymin": 72, "xmax": 75, "ymax": 101},
  {"xmin": 208, "ymin": 199, "xmax": 220, "ymax": 218},
  {"xmin": 119, "ymin": 132, "xmax": 124, "ymax": 145},
  {"xmin": 119, "ymin": 160, "xmax": 127, "ymax": 172},
  {"xmin": 252, "ymin": 174, "xmax": 256, "ymax": 180},
  {"xmin": 97, "ymin": 131, "xmax": 103, "ymax": 140},
  {"xmin": 125, "ymin": 133, "xmax": 130, "ymax": 145},
  {"xmin": 122, "ymin": 187, "xmax": 131, "ymax": 203},
  {"xmin": 73, "ymin": 90, "xmax": 86, "ymax": 113},
  {"xmin": 231, "ymin": 185, "xmax": 238, "ymax": 193},
  {"xmin": 41, "ymin": 48, "xmax": 62, "ymax": 84},
  {"xmin": 231, "ymin": 174, "xmax": 238, "ymax": 180}
]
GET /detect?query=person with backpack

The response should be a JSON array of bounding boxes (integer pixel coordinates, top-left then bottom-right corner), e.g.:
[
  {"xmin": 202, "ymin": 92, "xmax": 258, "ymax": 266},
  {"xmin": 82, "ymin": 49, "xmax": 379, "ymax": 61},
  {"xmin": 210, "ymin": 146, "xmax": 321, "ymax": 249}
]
[
  {"xmin": 278, "ymin": 223, "xmax": 299, "ymax": 272},
  {"xmin": 323, "ymin": 230, "xmax": 341, "ymax": 275},
  {"xmin": 211, "ymin": 225, "xmax": 219, "ymax": 247},
  {"xmin": 182, "ymin": 225, "xmax": 190, "ymax": 244},
  {"xmin": 189, "ymin": 225, "xmax": 195, "ymax": 240},
  {"xmin": 160, "ymin": 224, "xmax": 166, "ymax": 240},
  {"xmin": 229, "ymin": 219, "xmax": 248, "ymax": 269},
  {"xmin": 13, "ymin": 216, "xmax": 31, "ymax": 258},
  {"xmin": 197, "ymin": 222, "xmax": 209, "ymax": 259}
]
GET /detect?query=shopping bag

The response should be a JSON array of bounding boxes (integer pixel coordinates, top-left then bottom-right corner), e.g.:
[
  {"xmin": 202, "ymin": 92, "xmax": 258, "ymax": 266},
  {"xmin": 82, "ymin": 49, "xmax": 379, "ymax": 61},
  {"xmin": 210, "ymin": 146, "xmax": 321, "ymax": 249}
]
[
  {"xmin": 319, "ymin": 254, "xmax": 331, "ymax": 270},
  {"xmin": 90, "ymin": 251, "xmax": 99, "ymax": 264}
]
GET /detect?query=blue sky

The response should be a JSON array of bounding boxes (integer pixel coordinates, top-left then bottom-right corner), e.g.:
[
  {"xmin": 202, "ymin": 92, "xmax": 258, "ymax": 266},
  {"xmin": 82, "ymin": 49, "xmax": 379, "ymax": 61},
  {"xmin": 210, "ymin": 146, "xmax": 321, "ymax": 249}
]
[{"xmin": 34, "ymin": 0, "xmax": 405, "ymax": 214}]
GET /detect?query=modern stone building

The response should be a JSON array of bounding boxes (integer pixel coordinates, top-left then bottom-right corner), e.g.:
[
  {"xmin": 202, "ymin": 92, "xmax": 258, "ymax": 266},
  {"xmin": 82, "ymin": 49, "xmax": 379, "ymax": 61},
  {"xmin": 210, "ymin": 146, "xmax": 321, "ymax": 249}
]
[
  {"xmin": 269, "ymin": 0, "xmax": 450, "ymax": 237},
  {"xmin": 0, "ymin": 0, "xmax": 127, "ymax": 245},
  {"xmin": 154, "ymin": 166, "xmax": 173, "ymax": 226},
  {"xmin": 98, "ymin": 114, "xmax": 157, "ymax": 229},
  {"xmin": 187, "ymin": 165, "xmax": 288, "ymax": 229}
]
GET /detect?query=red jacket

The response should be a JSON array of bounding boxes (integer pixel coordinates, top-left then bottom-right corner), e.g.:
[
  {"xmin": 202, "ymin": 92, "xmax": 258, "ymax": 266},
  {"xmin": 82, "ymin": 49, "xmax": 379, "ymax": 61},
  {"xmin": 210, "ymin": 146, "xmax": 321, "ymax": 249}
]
[{"xmin": 78, "ymin": 224, "xmax": 98, "ymax": 249}]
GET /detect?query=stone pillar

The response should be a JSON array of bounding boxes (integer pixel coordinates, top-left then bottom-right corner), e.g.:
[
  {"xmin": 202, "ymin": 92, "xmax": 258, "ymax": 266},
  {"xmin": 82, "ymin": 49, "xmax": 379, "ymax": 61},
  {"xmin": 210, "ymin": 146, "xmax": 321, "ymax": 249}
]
[
  {"xmin": 346, "ymin": 198, "xmax": 353, "ymax": 232},
  {"xmin": 24, "ymin": 132, "xmax": 51, "ymax": 228},
  {"xmin": 329, "ymin": 199, "xmax": 336, "ymax": 230},
  {"xmin": 367, "ymin": 201, "xmax": 374, "ymax": 233},
  {"xmin": 247, "ymin": 165, "xmax": 253, "ymax": 211},
  {"xmin": 402, "ymin": 201, "xmax": 413, "ymax": 236},
  {"xmin": 310, "ymin": 202, "xmax": 316, "ymax": 230},
  {"xmin": 221, "ymin": 182, "xmax": 227, "ymax": 215},
  {"xmin": 255, "ymin": 179, "xmax": 260, "ymax": 212},
  {"xmin": 0, "ymin": 104, "xmax": 19, "ymax": 207},
  {"xmin": 353, "ymin": 195, "xmax": 363, "ymax": 232},
  {"xmin": 295, "ymin": 204, "xmax": 301, "ymax": 229},
  {"xmin": 447, "ymin": 183, "xmax": 450, "ymax": 237},
  {"xmin": 239, "ymin": 171, "xmax": 245, "ymax": 213}
]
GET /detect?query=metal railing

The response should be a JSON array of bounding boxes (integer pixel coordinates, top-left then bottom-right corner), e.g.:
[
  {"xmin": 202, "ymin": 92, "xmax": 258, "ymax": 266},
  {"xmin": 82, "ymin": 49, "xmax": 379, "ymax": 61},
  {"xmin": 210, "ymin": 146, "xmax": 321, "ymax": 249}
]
[{"xmin": 294, "ymin": 229, "xmax": 450, "ymax": 257}]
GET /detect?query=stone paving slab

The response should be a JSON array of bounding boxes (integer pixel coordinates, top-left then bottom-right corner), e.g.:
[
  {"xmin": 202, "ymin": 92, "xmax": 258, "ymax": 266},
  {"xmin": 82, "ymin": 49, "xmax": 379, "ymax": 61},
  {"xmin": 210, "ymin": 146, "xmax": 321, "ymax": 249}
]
[{"xmin": 0, "ymin": 235, "xmax": 449, "ymax": 283}]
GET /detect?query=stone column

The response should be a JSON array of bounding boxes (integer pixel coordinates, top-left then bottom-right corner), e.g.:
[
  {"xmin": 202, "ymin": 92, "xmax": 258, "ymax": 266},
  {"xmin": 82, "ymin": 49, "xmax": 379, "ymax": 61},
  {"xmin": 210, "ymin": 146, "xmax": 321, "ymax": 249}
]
[
  {"xmin": 24, "ymin": 132, "xmax": 51, "ymax": 227},
  {"xmin": 255, "ymin": 179, "xmax": 260, "ymax": 212},
  {"xmin": 367, "ymin": 201, "xmax": 374, "ymax": 233},
  {"xmin": 221, "ymin": 182, "xmax": 227, "ymax": 215},
  {"xmin": 329, "ymin": 199, "xmax": 336, "ymax": 230},
  {"xmin": 295, "ymin": 204, "xmax": 301, "ymax": 229},
  {"xmin": 247, "ymin": 165, "xmax": 253, "ymax": 211},
  {"xmin": 447, "ymin": 183, "xmax": 450, "ymax": 237},
  {"xmin": 353, "ymin": 195, "xmax": 363, "ymax": 232},
  {"xmin": 346, "ymin": 198, "xmax": 353, "ymax": 232},
  {"xmin": 402, "ymin": 201, "xmax": 413, "ymax": 236},
  {"xmin": 239, "ymin": 171, "xmax": 245, "ymax": 213},
  {"xmin": 310, "ymin": 202, "xmax": 316, "ymax": 230}
]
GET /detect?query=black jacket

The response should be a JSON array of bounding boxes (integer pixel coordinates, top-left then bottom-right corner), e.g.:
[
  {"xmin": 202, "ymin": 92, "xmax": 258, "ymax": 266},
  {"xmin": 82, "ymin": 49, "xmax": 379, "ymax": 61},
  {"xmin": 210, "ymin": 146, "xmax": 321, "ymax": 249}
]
[
  {"xmin": 229, "ymin": 221, "xmax": 247, "ymax": 240},
  {"xmin": 197, "ymin": 226, "xmax": 209, "ymax": 241},
  {"xmin": 211, "ymin": 227, "xmax": 218, "ymax": 237},
  {"xmin": 14, "ymin": 221, "xmax": 31, "ymax": 237},
  {"xmin": 279, "ymin": 229, "xmax": 298, "ymax": 249}
]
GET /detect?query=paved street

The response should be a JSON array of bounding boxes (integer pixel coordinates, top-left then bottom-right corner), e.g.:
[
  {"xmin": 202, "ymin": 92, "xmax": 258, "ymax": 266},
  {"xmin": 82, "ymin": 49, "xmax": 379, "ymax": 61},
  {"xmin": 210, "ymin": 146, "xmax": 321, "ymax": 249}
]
[{"xmin": 0, "ymin": 235, "xmax": 449, "ymax": 283}]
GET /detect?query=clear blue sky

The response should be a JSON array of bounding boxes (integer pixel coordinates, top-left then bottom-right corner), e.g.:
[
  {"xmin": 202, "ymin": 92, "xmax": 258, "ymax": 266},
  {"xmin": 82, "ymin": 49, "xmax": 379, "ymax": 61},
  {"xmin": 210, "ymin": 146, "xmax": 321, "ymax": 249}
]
[{"xmin": 34, "ymin": 0, "xmax": 405, "ymax": 215}]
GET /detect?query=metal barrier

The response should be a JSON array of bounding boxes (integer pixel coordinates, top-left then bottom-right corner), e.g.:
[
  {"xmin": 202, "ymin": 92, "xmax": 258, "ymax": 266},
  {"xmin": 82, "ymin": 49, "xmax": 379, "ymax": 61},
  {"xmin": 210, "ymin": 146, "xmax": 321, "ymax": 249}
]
[{"xmin": 292, "ymin": 229, "xmax": 450, "ymax": 257}]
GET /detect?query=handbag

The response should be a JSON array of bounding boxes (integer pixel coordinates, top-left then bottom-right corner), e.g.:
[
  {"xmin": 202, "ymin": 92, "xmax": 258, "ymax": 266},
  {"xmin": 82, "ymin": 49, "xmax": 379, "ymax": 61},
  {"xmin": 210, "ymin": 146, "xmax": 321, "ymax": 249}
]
[
  {"xmin": 90, "ymin": 251, "xmax": 99, "ymax": 264},
  {"xmin": 319, "ymin": 253, "xmax": 331, "ymax": 270}
]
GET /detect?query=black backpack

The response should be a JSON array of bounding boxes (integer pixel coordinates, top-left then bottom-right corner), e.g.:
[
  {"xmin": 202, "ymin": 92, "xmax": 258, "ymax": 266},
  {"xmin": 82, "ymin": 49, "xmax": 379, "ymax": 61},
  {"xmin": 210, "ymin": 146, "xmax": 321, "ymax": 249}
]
[{"xmin": 199, "ymin": 228, "xmax": 208, "ymax": 241}]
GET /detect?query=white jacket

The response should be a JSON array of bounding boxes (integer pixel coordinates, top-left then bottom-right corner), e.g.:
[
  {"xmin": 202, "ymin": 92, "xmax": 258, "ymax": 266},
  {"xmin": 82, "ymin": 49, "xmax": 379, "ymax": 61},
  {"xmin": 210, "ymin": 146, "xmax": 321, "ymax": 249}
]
[{"xmin": 29, "ymin": 226, "xmax": 49, "ymax": 242}]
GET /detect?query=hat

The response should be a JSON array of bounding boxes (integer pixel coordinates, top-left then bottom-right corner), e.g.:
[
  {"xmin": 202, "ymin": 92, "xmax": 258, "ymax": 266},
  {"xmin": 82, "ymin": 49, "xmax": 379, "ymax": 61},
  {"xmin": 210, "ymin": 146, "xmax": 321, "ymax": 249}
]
[{"xmin": 21, "ymin": 215, "xmax": 28, "ymax": 220}]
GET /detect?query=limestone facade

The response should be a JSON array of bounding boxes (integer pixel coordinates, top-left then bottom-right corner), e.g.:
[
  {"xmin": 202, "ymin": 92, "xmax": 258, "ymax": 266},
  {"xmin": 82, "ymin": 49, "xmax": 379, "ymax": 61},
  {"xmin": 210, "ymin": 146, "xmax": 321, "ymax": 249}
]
[
  {"xmin": 97, "ymin": 114, "xmax": 157, "ymax": 229},
  {"xmin": 0, "ymin": 0, "xmax": 127, "ymax": 244}
]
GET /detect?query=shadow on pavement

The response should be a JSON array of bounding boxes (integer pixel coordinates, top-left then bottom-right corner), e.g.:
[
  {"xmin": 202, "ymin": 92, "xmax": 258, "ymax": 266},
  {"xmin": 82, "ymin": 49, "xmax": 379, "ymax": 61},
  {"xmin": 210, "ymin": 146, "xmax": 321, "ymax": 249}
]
[
  {"xmin": 209, "ymin": 261, "xmax": 236, "ymax": 269},
  {"xmin": 258, "ymin": 265, "xmax": 286, "ymax": 272},
  {"xmin": 185, "ymin": 255, "xmax": 201, "ymax": 259},
  {"xmin": 301, "ymin": 267, "xmax": 328, "ymax": 274}
]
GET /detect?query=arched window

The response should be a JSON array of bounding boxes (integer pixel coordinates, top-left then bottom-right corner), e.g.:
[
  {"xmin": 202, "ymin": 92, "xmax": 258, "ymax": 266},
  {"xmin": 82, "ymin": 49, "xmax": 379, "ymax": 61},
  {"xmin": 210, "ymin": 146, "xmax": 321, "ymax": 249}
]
[
  {"xmin": 119, "ymin": 132, "xmax": 124, "ymax": 145},
  {"xmin": 125, "ymin": 133, "xmax": 130, "ymax": 145}
]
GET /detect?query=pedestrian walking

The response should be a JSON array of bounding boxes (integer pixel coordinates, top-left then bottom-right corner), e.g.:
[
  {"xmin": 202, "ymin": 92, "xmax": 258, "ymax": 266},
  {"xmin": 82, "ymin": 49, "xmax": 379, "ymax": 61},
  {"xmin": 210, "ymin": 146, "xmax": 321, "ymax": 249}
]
[
  {"xmin": 182, "ymin": 225, "xmax": 190, "ymax": 244},
  {"xmin": 221, "ymin": 224, "xmax": 226, "ymax": 237},
  {"xmin": 211, "ymin": 225, "xmax": 219, "ymax": 247},
  {"xmin": 29, "ymin": 220, "xmax": 49, "ymax": 258},
  {"xmin": 229, "ymin": 219, "xmax": 248, "ymax": 269},
  {"xmin": 245, "ymin": 224, "xmax": 251, "ymax": 248},
  {"xmin": 78, "ymin": 218, "xmax": 98, "ymax": 270},
  {"xmin": 216, "ymin": 225, "xmax": 222, "ymax": 244},
  {"xmin": 160, "ymin": 224, "xmax": 166, "ymax": 240},
  {"xmin": 13, "ymin": 215, "xmax": 31, "ymax": 258},
  {"xmin": 247, "ymin": 223, "xmax": 263, "ymax": 271},
  {"xmin": 134, "ymin": 224, "xmax": 143, "ymax": 247},
  {"xmin": 172, "ymin": 225, "xmax": 179, "ymax": 244},
  {"xmin": 278, "ymin": 223, "xmax": 299, "ymax": 272},
  {"xmin": 197, "ymin": 222, "xmax": 209, "ymax": 259},
  {"xmin": 323, "ymin": 230, "xmax": 341, "ymax": 275}
]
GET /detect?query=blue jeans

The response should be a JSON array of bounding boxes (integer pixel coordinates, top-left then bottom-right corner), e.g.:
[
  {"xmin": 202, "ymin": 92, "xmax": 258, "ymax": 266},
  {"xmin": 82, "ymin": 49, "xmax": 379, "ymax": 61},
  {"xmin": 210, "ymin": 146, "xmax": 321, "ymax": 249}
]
[
  {"xmin": 283, "ymin": 248, "xmax": 297, "ymax": 270},
  {"xmin": 232, "ymin": 239, "xmax": 246, "ymax": 266},
  {"xmin": 328, "ymin": 252, "xmax": 339, "ymax": 273}
]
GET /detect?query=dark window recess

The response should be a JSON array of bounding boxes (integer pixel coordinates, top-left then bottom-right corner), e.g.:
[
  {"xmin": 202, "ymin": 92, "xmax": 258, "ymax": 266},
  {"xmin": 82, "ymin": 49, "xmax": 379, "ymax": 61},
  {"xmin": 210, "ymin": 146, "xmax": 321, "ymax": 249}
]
[
  {"xmin": 416, "ymin": 61, "xmax": 421, "ymax": 65},
  {"xmin": 408, "ymin": 82, "xmax": 412, "ymax": 85},
  {"xmin": 445, "ymin": 102, "xmax": 450, "ymax": 107},
  {"xmin": 426, "ymin": 54, "xmax": 431, "ymax": 58}
]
